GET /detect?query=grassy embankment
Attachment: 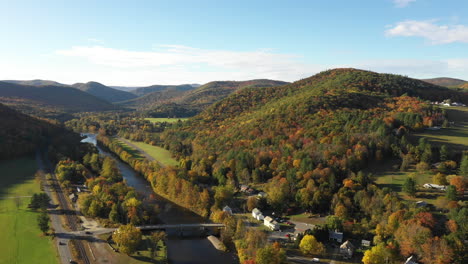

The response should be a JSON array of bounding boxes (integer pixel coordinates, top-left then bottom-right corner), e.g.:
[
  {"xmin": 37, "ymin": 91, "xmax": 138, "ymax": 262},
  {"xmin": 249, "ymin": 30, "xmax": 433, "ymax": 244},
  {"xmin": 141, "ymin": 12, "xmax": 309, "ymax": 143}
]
[
  {"xmin": 0, "ymin": 157, "xmax": 58, "ymax": 264},
  {"xmin": 370, "ymin": 106, "xmax": 468, "ymax": 203},
  {"xmin": 116, "ymin": 138, "xmax": 178, "ymax": 167},
  {"xmin": 145, "ymin": 117, "xmax": 188, "ymax": 123}
]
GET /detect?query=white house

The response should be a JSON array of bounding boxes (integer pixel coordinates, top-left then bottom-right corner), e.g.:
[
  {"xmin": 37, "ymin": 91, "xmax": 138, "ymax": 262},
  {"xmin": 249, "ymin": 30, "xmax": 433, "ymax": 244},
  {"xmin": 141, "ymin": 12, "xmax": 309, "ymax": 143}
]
[
  {"xmin": 405, "ymin": 255, "xmax": 419, "ymax": 264},
  {"xmin": 264, "ymin": 216, "xmax": 279, "ymax": 231},
  {"xmin": 339, "ymin": 240, "xmax": 355, "ymax": 259},
  {"xmin": 252, "ymin": 208, "xmax": 264, "ymax": 221},
  {"xmin": 423, "ymin": 183, "xmax": 446, "ymax": 191},
  {"xmin": 223, "ymin": 205, "xmax": 233, "ymax": 215}
]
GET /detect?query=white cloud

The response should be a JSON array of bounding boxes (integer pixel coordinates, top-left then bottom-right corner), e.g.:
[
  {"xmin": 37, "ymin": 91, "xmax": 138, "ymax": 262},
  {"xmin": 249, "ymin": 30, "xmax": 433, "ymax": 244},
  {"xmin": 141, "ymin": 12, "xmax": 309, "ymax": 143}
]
[
  {"xmin": 393, "ymin": 0, "xmax": 416, "ymax": 8},
  {"xmin": 351, "ymin": 58, "xmax": 468, "ymax": 79},
  {"xmin": 54, "ymin": 45, "xmax": 323, "ymax": 84},
  {"xmin": 386, "ymin": 20, "xmax": 468, "ymax": 44}
]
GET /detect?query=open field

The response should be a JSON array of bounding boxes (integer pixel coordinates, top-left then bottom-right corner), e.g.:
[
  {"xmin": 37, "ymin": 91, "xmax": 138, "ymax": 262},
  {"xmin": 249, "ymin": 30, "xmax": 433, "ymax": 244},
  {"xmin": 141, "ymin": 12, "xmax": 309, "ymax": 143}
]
[
  {"xmin": 0, "ymin": 158, "xmax": 58, "ymax": 264},
  {"xmin": 145, "ymin": 117, "xmax": 188, "ymax": 123},
  {"xmin": 127, "ymin": 140, "xmax": 179, "ymax": 167},
  {"xmin": 114, "ymin": 139, "xmax": 145, "ymax": 159},
  {"xmin": 99, "ymin": 234, "xmax": 166, "ymax": 264},
  {"xmin": 368, "ymin": 160, "xmax": 444, "ymax": 203},
  {"xmin": 413, "ymin": 106, "xmax": 468, "ymax": 150}
]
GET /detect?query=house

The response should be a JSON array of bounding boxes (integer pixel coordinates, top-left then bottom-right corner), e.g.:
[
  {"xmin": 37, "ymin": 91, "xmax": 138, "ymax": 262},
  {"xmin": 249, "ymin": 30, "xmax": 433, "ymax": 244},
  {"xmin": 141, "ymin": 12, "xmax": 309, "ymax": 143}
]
[
  {"xmin": 252, "ymin": 208, "xmax": 264, "ymax": 221},
  {"xmin": 222, "ymin": 205, "xmax": 233, "ymax": 215},
  {"xmin": 239, "ymin": 184, "xmax": 249, "ymax": 193},
  {"xmin": 329, "ymin": 230, "xmax": 343, "ymax": 243},
  {"xmin": 339, "ymin": 240, "xmax": 355, "ymax": 259},
  {"xmin": 423, "ymin": 183, "xmax": 446, "ymax": 191},
  {"xmin": 361, "ymin": 240, "xmax": 371, "ymax": 247},
  {"xmin": 405, "ymin": 255, "xmax": 419, "ymax": 264},
  {"xmin": 69, "ymin": 193, "xmax": 78, "ymax": 203},
  {"xmin": 264, "ymin": 216, "xmax": 279, "ymax": 231},
  {"xmin": 416, "ymin": 201, "xmax": 428, "ymax": 208}
]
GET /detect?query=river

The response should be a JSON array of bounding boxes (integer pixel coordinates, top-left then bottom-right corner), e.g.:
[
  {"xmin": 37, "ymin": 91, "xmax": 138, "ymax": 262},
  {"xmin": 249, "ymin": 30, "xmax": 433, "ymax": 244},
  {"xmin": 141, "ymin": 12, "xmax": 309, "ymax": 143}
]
[{"xmin": 81, "ymin": 133, "xmax": 238, "ymax": 264}]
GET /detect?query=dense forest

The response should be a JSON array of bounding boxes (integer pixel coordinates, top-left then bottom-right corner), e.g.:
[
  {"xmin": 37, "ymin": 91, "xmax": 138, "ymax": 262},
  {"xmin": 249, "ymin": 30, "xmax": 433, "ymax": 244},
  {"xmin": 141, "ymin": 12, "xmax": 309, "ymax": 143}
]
[
  {"xmin": 0, "ymin": 103, "xmax": 88, "ymax": 160},
  {"xmin": 66, "ymin": 69, "xmax": 468, "ymax": 263}
]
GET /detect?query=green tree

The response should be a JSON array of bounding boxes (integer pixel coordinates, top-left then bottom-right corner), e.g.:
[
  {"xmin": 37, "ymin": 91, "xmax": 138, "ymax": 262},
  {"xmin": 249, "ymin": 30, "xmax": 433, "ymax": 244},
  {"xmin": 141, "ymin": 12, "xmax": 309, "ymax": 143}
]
[
  {"xmin": 446, "ymin": 185, "xmax": 457, "ymax": 201},
  {"xmin": 37, "ymin": 210, "xmax": 50, "ymax": 234},
  {"xmin": 256, "ymin": 243, "xmax": 286, "ymax": 264},
  {"xmin": 109, "ymin": 203, "xmax": 120, "ymax": 223},
  {"xmin": 113, "ymin": 224, "xmax": 142, "ymax": 255},
  {"xmin": 403, "ymin": 177, "xmax": 416, "ymax": 197},
  {"xmin": 460, "ymin": 153, "xmax": 468, "ymax": 176},
  {"xmin": 299, "ymin": 235, "xmax": 325, "ymax": 256},
  {"xmin": 325, "ymin": 215, "xmax": 342, "ymax": 231},
  {"xmin": 29, "ymin": 193, "xmax": 50, "ymax": 210},
  {"xmin": 440, "ymin": 145, "xmax": 449, "ymax": 161}
]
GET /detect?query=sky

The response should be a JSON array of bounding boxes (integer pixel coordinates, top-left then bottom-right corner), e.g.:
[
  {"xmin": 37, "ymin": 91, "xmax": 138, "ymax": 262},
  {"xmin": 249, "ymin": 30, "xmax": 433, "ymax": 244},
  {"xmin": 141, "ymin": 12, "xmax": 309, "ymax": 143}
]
[{"xmin": 0, "ymin": 0, "xmax": 467, "ymax": 86}]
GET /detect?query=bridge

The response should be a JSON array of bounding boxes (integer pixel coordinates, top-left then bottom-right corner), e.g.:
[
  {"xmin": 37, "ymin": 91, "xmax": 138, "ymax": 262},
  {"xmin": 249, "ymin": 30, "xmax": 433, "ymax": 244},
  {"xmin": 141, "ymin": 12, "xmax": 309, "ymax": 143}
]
[{"xmin": 136, "ymin": 223, "xmax": 225, "ymax": 230}]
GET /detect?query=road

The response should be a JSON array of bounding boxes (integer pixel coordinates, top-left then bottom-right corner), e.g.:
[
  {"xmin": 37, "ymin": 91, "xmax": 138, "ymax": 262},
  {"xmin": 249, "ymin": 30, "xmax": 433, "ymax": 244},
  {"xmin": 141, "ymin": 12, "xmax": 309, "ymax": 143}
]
[{"xmin": 36, "ymin": 150, "xmax": 91, "ymax": 264}]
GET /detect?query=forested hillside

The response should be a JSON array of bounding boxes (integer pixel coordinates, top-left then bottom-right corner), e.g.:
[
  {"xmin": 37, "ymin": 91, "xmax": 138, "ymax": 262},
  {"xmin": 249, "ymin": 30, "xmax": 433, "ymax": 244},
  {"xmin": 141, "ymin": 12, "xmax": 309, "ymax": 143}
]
[
  {"xmin": 130, "ymin": 84, "xmax": 195, "ymax": 97},
  {"xmin": 0, "ymin": 81, "xmax": 116, "ymax": 118},
  {"xmin": 72, "ymin": 81, "xmax": 137, "ymax": 102},
  {"xmin": 422, "ymin": 77, "xmax": 466, "ymax": 87},
  {"xmin": 66, "ymin": 69, "xmax": 468, "ymax": 264},
  {"xmin": 0, "ymin": 103, "xmax": 85, "ymax": 160},
  {"xmin": 123, "ymin": 79, "xmax": 288, "ymax": 116}
]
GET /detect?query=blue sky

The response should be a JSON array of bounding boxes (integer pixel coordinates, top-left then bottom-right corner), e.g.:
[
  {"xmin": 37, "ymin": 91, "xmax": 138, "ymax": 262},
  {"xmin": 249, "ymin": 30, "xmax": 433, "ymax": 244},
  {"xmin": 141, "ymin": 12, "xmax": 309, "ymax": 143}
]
[{"xmin": 0, "ymin": 0, "xmax": 467, "ymax": 85}]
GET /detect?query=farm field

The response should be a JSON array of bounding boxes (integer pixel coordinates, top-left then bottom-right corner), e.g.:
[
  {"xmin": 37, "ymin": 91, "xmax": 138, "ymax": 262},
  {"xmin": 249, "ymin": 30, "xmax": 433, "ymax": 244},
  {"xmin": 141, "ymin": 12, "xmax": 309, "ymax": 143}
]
[
  {"xmin": 0, "ymin": 158, "xmax": 58, "ymax": 264},
  {"xmin": 145, "ymin": 117, "xmax": 188, "ymax": 123},
  {"xmin": 127, "ymin": 140, "xmax": 179, "ymax": 167},
  {"xmin": 413, "ymin": 106, "xmax": 468, "ymax": 150},
  {"xmin": 115, "ymin": 137, "xmax": 178, "ymax": 167}
]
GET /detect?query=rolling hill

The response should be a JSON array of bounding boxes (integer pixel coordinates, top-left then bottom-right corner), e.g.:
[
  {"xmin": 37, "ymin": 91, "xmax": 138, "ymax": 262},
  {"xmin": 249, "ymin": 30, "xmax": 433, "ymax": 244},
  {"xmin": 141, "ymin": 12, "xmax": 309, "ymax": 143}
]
[
  {"xmin": 422, "ymin": 77, "xmax": 466, "ymax": 87},
  {"xmin": 121, "ymin": 79, "xmax": 289, "ymax": 116},
  {"xmin": 72, "ymin": 81, "xmax": 137, "ymax": 102},
  {"xmin": 0, "ymin": 81, "xmax": 116, "ymax": 116},
  {"xmin": 130, "ymin": 84, "xmax": 196, "ymax": 97},
  {"xmin": 0, "ymin": 103, "xmax": 82, "ymax": 159},
  {"xmin": 2, "ymin": 79, "xmax": 68, "ymax": 87}
]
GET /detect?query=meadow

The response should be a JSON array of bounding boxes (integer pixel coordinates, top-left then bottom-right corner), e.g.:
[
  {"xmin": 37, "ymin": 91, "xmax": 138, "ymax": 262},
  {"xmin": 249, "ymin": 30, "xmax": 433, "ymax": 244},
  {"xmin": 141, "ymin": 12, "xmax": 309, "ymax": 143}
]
[
  {"xmin": 0, "ymin": 158, "xmax": 58, "ymax": 264},
  {"xmin": 145, "ymin": 117, "xmax": 188, "ymax": 123},
  {"xmin": 127, "ymin": 140, "xmax": 178, "ymax": 167},
  {"xmin": 413, "ymin": 106, "xmax": 468, "ymax": 150}
]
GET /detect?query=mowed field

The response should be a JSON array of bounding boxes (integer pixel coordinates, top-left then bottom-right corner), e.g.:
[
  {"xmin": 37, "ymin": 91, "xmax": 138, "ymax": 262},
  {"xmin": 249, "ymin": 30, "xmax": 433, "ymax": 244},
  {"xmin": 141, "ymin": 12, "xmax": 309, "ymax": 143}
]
[
  {"xmin": 414, "ymin": 106, "xmax": 468, "ymax": 149},
  {"xmin": 0, "ymin": 158, "xmax": 58, "ymax": 264},
  {"xmin": 127, "ymin": 140, "xmax": 178, "ymax": 167},
  {"xmin": 145, "ymin": 117, "xmax": 188, "ymax": 123}
]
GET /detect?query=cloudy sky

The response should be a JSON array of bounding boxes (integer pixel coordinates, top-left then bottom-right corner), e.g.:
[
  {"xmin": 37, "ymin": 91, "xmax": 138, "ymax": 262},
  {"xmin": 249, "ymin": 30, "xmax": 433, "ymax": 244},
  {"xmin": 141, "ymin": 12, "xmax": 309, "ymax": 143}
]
[{"xmin": 0, "ymin": 0, "xmax": 467, "ymax": 86}]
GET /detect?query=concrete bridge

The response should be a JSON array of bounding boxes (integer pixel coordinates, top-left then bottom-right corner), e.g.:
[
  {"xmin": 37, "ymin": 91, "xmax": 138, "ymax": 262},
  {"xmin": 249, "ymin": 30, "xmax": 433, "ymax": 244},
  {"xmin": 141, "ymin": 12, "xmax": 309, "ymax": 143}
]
[{"xmin": 136, "ymin": 223, "xmax": 225, "ymax": 230}]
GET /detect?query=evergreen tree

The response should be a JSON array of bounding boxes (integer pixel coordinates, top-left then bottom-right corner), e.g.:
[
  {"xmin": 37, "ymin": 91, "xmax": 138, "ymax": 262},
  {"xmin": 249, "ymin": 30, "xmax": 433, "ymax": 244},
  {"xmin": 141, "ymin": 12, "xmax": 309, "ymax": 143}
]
[{"xmin": 402, "ymin": 177, "xmax": 416, "ymax": 197}]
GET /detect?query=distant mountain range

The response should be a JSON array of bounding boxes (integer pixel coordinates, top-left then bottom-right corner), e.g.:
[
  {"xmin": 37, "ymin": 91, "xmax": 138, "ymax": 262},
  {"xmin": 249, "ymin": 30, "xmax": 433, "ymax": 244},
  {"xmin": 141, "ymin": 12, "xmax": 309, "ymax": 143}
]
[
  {"xmin": 119, "ymin": 79, "xmax": 289, "ymax": 116},
  {"xmin": 421, "ymin": 77, "xmax": 467, "ymax": 87},
  {"xmin": 0, "ymin": 81, "xmax": 115, "ymax": 118},
  {"xmin": 71, "ymin": 81, "xmax": 137, "ymax": 102}
]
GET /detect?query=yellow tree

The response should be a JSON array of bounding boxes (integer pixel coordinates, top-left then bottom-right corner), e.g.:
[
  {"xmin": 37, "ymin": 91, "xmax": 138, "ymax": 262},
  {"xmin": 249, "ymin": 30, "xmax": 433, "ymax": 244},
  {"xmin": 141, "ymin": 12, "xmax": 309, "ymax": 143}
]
[
  {"xmin": 299, "ymin": 235, "xmax": 325, "ymax": 256},
  {"xmin": 362, "ymin": 243, "xmax": 392, "ymax": 264},
  {"xmin": 113, "ymin": 224, "xmax": 142, "ymax": 255}
]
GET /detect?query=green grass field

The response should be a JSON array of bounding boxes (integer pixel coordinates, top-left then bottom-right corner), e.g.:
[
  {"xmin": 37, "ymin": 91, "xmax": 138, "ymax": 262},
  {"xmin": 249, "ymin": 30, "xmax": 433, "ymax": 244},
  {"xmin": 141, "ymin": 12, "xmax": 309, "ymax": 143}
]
[
  {"xmin": 145, "ymin": 117, "xmax": 188, "ymax": 123},
  {"xmin": 0, "ymin": 158, "xmax": 58, "ymax": 264},
  {"xmin": 413, "ymin": 106, "xmax": 468, "ymax": 150},
  {"xmin": 114, "ymin": 140, "xmax": 145, "ymax": 159},
  {"xmin": 127, "ymin": 140, "xmax": 178, "ymax": 167}
]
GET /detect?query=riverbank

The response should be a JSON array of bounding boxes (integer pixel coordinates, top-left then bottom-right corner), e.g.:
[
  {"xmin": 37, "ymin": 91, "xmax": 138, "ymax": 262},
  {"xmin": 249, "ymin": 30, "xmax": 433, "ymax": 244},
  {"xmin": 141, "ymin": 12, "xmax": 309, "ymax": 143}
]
[{"xmin": 81, "ymin": 133, "xmax": 239, "ymax": 264}]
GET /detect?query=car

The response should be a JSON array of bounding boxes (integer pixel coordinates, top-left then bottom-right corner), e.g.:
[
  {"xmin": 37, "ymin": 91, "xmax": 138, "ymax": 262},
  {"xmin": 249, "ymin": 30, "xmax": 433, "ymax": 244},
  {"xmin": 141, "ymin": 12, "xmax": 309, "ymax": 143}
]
[
  {"xmin": 312, "ymin": 258, "xmax": 320, "ymax": 262},
  {"xmin": 85, "ymin": 231, "xmax": 92, "ymax": 235},
  {"xmin": 59, "ymin": 241, "xmax": 65, "ymax": 245}
]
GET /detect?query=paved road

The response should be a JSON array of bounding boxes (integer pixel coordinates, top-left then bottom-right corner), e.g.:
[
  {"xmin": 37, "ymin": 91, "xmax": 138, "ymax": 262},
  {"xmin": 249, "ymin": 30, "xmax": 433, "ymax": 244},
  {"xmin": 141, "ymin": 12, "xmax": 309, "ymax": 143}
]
[
  {"xmin": 36, "ymin": 151, "xmax": 74, "ymax": 264},
  {"xmin": 118, "ymin": 137, "xmax": 155, "ymax": 162}
]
